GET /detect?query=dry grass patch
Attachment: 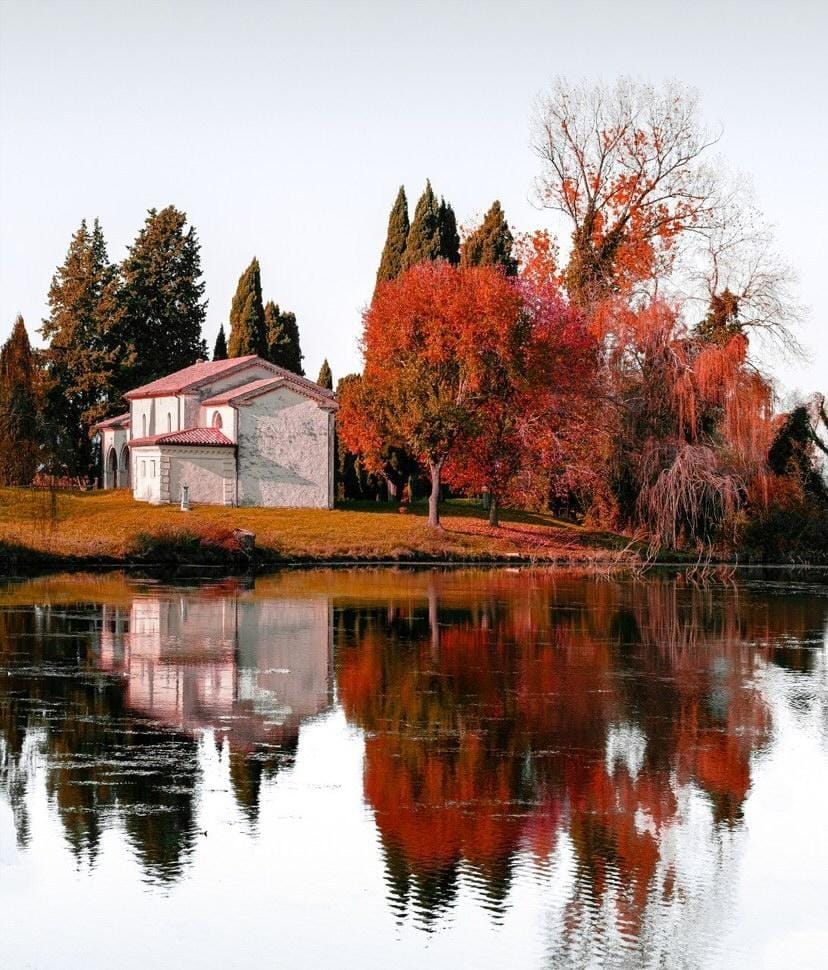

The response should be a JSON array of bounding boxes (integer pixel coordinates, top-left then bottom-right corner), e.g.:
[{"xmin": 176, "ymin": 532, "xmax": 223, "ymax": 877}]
[{"xmin": 0, "ymin": 488, "xmax": 634, "ymax": 566}]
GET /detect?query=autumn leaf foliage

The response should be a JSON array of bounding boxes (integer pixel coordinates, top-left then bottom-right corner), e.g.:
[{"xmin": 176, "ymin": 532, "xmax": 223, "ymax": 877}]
[
  {"xmin": 339, "ymin": 259, "xmax": 595, "ymax": 528},
  {"xmin": 341, "ymin": 262, "xmax": 525, "ymax": 526},
  {"xmin": 445, "ymin": 261, "xmax": 596, "ymax": 523}
]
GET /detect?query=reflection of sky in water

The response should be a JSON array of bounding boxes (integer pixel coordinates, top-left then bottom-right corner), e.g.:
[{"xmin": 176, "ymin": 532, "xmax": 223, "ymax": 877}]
[{"xmin": 0, "ymin": 570, "xmax": 826, "ymax": 970}]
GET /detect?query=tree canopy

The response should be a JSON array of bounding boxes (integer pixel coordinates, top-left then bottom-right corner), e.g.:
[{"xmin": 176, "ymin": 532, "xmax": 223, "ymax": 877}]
[
  {"xmin": 0, "ymin": 316, "xmax": 39, "ymax": 486},
  {"xmin": 317, "ymin": 358, "xmax": 333, "ymax": 390},
  {"xmin": 118, "ymin": 206, "xmax": 207, "ymax": 388},
  {"xmin": 40, "ymin": 218, "xmax": 122, "ymax": 478},
  {"xmin": 213, "ymin": 324, "xmax": 228, "ymax": 361},
  {"xmin": 342, "ymin": 262, "xmax": 544, "ymax": 527},
  {"xmin": 461, "ymin": 201, "xmax": 517, "ymax": 276},
  {"xmin": 374, "ymin": 186, "xmax": 409, "ymax": 296},
  {"xmin": 228, "ymin": 258, "xmax": 266, "ymax": 358},
  {"xmin": 264, "ymin": 301, "xmax": 304, "ymax": 374}
]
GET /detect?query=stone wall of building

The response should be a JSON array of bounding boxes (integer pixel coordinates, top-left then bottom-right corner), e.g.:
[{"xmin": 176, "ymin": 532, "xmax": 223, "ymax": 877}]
[
  {"xmin": 237, "ymin": 387, "xmax": 333, "ymax": 508},
  {"xmin": 166, "ymin": 447, "xmax": 235, "ymax": 506}
]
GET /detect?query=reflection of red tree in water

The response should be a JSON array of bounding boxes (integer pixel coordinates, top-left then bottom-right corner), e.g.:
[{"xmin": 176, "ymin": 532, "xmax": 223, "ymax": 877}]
[{"xmin": 337, "ymin": 574, "xmax": 782, "ymax": 931}]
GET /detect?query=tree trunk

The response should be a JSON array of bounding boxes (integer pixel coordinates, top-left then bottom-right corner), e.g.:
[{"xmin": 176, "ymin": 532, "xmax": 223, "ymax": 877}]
[
  {"xmin": 428, "ymin": 460, "xmax": 443, "ymax": 529},
  {"xmin": 428, "ymin": 575, "xmax": 440, "ymax": 661},
  {"xmin": 385, "ymin": 475, "xmax": 399, "ymax": 503},
  {"xmin": 488, "ymin": 493, "xmax": 499, "ymax": 527}
]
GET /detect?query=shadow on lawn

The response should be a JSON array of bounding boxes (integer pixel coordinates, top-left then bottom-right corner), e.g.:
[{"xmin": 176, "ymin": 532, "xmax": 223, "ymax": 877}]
[{"xmin": 335, "ymin": 499, "xmax": 627, "ymax": 550}]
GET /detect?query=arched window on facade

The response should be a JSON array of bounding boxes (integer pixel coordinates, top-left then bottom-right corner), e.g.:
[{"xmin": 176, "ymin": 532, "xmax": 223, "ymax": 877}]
[
  {"xmin": 142, "ymin": 414, "xmax": 147, "ymax": 437},
  {"xmin": 167, "ymin": 413, "xmax": 172, "ymax": 433},
  {"xmin": 212, "ymin": 411, "xmax": 223, "ymax": 430}
]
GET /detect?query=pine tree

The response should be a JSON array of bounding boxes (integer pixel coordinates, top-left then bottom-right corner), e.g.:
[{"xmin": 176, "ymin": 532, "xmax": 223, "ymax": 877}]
[
  {"xmin": 461, "ymin": 201, "xmax": 517, "ymax": 275},
  {"xmin": 317, "ymin": 358, "xmax": 333, "ymax": 390},
  {"xmin": 212, "ymin": 324, "xmax": 228, "ymax": 361},
  {"xmin": 401, "ymin": 181, "xmax": 443, "ymax": 269},
  {"xmin": 228, "ymin": 258, "xmax": 266, "ymax": 358},
  {"xmin": 0, "ymin": 316, "xmax": 39, "ymax": 486},
  {"xmin": 118, "ymin": 206, "xmax": 207, "ymax": 389},
  {"xmin": 438, "ymin": 199, "xmax": 460, "ymax": 265},
  {"xmin": 264, "ymin": 301, "xmax": 304, "ymax": 375},
  {"xmin": 41, "ymin": 218, "xmax": 122, "ymax": 478},
  {"xmin": 374, "ymin": 186, "xmax": 409, "ymax": 296}
]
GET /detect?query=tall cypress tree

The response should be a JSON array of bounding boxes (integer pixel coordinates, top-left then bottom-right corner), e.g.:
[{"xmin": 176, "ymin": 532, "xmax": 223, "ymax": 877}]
[
  {"xmin": 400, "ymin": 182, "xmax": 460, "ymax": 270},
  {"xmin": 461, "ymin": 200, "xmax": 517, "ymax": 275},
  {"xmin": 41, "ymin": 218, "xmax": 122, "ymax": 478},
  {"xmin": 118, "ymin": 206, "xmax": 207, "ymax": 388},
  {"xmin": 438, "ymin": 199, "xmax": 460, "ymax": 265},
  {"xmin": 401, "ymin": 181, "xmax": 443, "ymax": 270},
  {"xmin": 317, "ymin": 358, "xmax": 333, "ymax": 390},
  {"xmin": 0, "ymin": 316, "xmax": 39, "ymax": 486},
  {"xmin": 264, "ymin": 301, "xmax": 304, "ymax": 375},
  {"xmin": 213, "ymin": 324, "xmax": 228, "ymax": 361},
  {"xmin": 374, "ymin": 186, "xmax": 409, "ymax": 296},
  {"xmin": 228, "ymin": 257, "xmax": 266, "ymax": 358}
]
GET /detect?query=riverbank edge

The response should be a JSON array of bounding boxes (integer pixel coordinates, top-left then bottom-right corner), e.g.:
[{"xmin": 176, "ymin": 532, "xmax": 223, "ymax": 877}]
[
  {"xmin": 0, "ymin": 540, "xmax": 644, "ymax": 575},
  {"xmin": 5, "ymin": 538, "xmax": 826, "ymax": 579}
]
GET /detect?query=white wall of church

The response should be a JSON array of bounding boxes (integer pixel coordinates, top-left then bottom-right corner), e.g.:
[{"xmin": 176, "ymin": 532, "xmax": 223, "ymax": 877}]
[
  {"xmin": 236, "ymin": 387, "xmax": 333, "ymax": 508},
  {"xmin": 129, "ymin": 395, "xmax": 183, "ymax": 438},
  {"xmin": 199, "ymin": 404, "xmax": 236, "ymax": 439},
  {"xmin": 132, "ymin": 446, "xmax": 163, "ymax": 503},
  {"xmin": 101, "ymin": 427, "xmax": 130, "ymax": 488},
  {"xmin": 167, "ymin": 448, "xmax": 235, "ymax": 506}
]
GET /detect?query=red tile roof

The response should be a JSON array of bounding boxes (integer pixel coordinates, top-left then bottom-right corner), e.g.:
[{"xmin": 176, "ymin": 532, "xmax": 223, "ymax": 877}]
[
  {"xmin": 124, "ymin": 356, "xmax": 259, "ymax": 399},
  {"xmin": 129, "ymin": 428, "xmax": 234, "ymax": 448},
  {"xmin": 93, "ymin": 412, "xmax": 131, "ymax": 430}
]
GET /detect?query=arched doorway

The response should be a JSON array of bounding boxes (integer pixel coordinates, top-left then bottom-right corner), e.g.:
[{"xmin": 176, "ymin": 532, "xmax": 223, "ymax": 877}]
[
  {"xmin": 106, "ymin": 447, "xmax": 118, "ymax": 489},
  {"xmin": 120, "ymin": 445, "xmax": 130, "ymax": 488}
]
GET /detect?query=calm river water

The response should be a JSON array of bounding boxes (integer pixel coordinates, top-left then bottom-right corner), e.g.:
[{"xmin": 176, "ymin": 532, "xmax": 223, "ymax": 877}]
[{"xmin": 1, "ymin": 568, "xmax": 826, "ymax": 969}]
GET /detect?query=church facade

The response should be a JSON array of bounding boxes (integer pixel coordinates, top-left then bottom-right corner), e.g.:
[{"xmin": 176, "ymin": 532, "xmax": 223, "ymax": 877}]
[{"xmin": 95, "ymin": 355, "xmax": 337, "ymax": 508}]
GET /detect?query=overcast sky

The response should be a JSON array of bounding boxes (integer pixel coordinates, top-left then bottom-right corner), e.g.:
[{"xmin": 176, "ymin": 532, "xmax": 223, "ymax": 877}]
[{"xmin": 1, "ymin": 0, "xmax": 825, "ymax": 396}]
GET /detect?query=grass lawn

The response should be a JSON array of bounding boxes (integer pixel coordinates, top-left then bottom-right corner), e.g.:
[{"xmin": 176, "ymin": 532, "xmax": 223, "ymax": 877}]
[{"xmin": 0, "ymin": 487, "xmax": 636, "ymax": 567}]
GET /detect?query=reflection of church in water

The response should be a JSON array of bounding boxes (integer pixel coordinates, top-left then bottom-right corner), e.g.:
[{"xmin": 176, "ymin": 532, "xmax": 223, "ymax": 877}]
[{"xmin": 99, "ymin": 588, "xmax": 333, "ymax": 754}]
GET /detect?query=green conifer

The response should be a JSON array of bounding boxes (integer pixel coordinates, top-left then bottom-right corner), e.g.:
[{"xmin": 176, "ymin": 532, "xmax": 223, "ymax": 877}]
[
  {"xmin": 374, "ymin": 186, "xmax": 409, "ymax": 296},
  {"xmin": 264, "ymin": 301, "xmax": 304, "ymax": 375},
  {"xmin": 461, "ymin": 201, "xmax": 517, "ymax": 275},
  {"xmin": 401, "ymin": 181, "xmax": 443, "ymax": 269},
  {"xmin": 41, "ymin": 218, "xmax": 122, "ymax": 478},
  {"xmin": 118, "ymin": 206, "xmax": 207, "ymax": 388},
  {"xmin": 317, "ymin": 358, "xmax": 333, "ymax": 390},
  {"xmin": 213, "ymin": 324, "xmax": 228, "ymax": 361},
  {"xmin": 438, "ymin": 199, "xmax": 460, "ymax": 265},
  {"xmin": 0, "ymin": 316, "xmax": 39, "ymax": 486},
  {"xmin": 228, "ymin": 258, "xmax": 266, "ymax": 358}
]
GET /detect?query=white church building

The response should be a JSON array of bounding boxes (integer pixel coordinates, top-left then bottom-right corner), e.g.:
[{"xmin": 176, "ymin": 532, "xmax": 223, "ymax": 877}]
[{"xmin": 95, "ymin": 355, "xmax": 337, "ymax": 508}]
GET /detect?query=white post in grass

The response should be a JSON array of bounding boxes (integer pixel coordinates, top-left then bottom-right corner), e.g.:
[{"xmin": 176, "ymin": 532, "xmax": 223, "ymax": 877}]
[{"xmin": 180, "ymin": 483, "xmax": 190, "ymax": 511}]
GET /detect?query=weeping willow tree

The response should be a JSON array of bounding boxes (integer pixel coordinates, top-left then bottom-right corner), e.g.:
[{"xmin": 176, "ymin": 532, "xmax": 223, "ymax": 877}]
[{"xmin": 586, "ymin": 299, "xmax": 775, "ymax": 553}]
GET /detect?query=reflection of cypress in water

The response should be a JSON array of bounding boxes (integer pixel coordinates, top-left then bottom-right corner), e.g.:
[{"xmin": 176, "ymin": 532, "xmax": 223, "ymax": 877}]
[
  {"xmin": 120, "ymin": 744, "xmax": 199, "ymax": 884},
  {"xmin": 0, "ymin": 602, "xmax": 200, "ymax": 881},
  {"xmin": 227, "ymin": 737, "xmax": 298, "ymax": 826}
]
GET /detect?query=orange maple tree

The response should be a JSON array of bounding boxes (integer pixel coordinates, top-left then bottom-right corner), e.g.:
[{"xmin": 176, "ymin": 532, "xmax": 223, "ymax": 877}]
[{"xmin": 339, "ymin": 261, "xmax": 525, "ymax": 528}]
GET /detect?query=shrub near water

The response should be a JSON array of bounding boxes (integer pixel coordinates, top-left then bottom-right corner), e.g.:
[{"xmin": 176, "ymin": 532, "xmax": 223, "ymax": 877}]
[{"xmin": 128, "ymin": 524, "xmax": 250, "ymax": 565}]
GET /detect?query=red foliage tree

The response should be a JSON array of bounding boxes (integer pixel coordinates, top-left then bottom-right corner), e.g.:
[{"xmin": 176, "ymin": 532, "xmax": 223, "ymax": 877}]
[
  {"xmin": 444, "ymin": 263, "xmax": 596, "ymax": 525},
  {"xmin": 339, "ymin": 262, "xmax": 524, "ymax": 528}
]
